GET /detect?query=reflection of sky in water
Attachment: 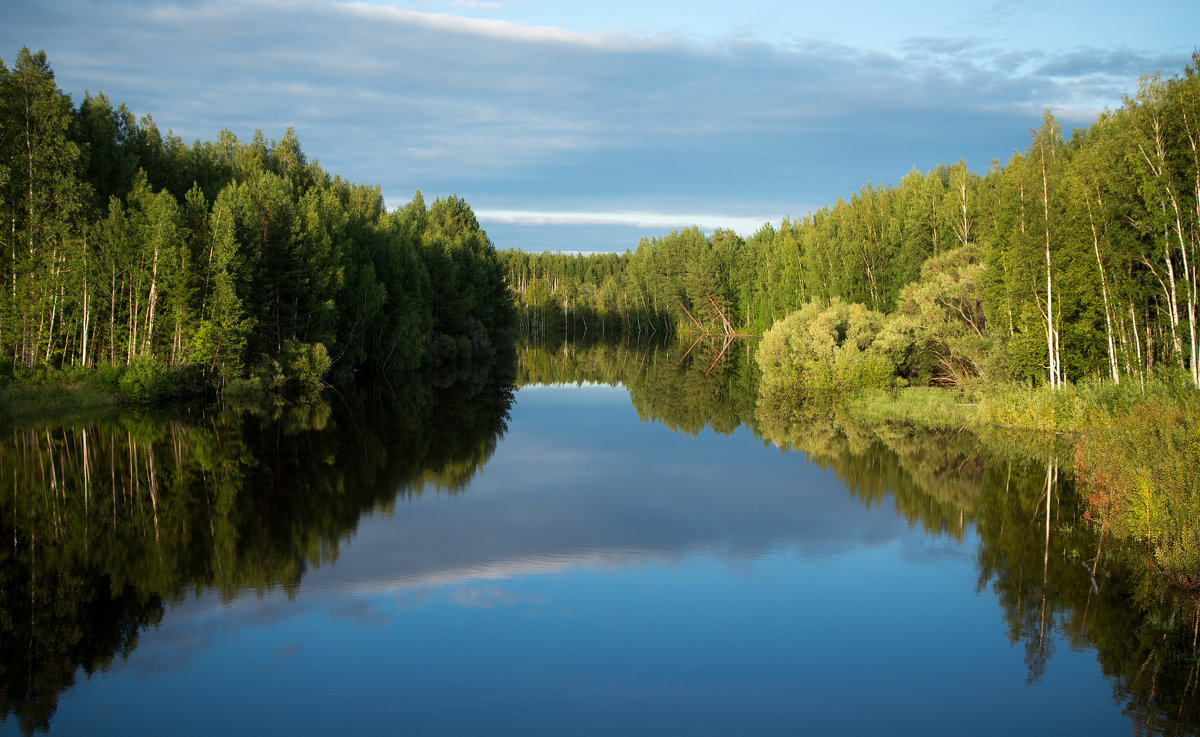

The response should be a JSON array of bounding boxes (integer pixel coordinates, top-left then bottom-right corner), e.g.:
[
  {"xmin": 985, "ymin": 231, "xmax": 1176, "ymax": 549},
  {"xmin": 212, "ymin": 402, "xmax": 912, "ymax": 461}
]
[
  {"xmin": 305, "ymin": 382, "xmax": 919, "ymax": 593},
  {"xmin": 45, "ymin": 384, "xmax": 1129, "ymax": 737}
]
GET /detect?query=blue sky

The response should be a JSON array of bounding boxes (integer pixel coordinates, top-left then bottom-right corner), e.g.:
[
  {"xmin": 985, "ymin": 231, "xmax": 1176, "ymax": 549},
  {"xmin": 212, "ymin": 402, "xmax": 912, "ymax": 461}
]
[{"xmin": 2, "ymin": 0, "xmax": 1196, "ymax": 251}]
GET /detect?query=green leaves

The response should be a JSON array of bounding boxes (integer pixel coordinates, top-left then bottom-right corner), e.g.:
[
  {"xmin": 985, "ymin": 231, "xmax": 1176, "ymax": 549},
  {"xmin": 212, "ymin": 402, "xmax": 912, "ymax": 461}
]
[
  {"xmin": 0, "ymin": 49, "xmax": 514, "ymax": 397},
  {"xmin": 883, "ymin": 245, "xmax": 992, "ymax": 387},
  {"xmin": 756, "ymin": 299, "xmax": 895, "ymax": 401}
]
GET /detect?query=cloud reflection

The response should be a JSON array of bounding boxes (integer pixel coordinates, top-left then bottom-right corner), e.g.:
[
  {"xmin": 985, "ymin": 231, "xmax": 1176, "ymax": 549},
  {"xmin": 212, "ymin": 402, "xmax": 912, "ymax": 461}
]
[
  {"xmin": 105, "ymin": 384, "xmax": 973, "ymax": 689},
  {"xmin": 289, "ymin": 384, "xmax": 920, "ymax": 599}
]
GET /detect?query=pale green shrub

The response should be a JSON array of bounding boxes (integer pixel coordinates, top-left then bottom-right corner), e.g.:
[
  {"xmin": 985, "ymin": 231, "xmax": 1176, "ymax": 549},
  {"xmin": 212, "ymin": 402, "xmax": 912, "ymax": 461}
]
[{"xmin": 757, "ymin": 299, "xmax": 895, "ymax": 401}]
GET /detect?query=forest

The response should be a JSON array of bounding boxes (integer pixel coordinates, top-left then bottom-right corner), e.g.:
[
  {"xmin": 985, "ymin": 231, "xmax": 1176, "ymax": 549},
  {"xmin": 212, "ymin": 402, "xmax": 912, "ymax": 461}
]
[
  {"xmin": 1, "ymin": 46, "xmax": 1197, "ymax": 582},
  {"xmin": 500, "ymin": 52, "xmax": 1200, "ymax": 393},
  {"xmin": 0, "ymin": 48, "xmax": 513, "ymax": 400},
  {"xmin": 8, "ymin": 44, "xmax": 1199, "ymax": 399},
  {"xmin": 498, "ymin": 53, "xmax": 1200, "ymax": 586}
]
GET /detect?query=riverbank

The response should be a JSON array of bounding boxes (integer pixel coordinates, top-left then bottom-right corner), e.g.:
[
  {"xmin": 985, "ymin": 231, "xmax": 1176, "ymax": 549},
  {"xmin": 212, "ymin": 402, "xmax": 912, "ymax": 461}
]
[
  {"xmin": 0, "ymin": 381, "xmax": 127, "ymax": 424},
  {"xmin": 846, "ymin": 379, "xmax": 1200, "ymax": 589},
  {"xmin": 0, "ymin": 361, "xmax": 295, "ymax": 425}
]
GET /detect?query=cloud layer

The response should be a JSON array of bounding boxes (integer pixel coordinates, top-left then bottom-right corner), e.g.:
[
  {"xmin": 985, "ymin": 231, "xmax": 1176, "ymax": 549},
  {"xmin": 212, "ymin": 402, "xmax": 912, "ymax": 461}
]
[{"xmin": 2, "ymin": 0, "xmax": 1193, "ymax": 249}]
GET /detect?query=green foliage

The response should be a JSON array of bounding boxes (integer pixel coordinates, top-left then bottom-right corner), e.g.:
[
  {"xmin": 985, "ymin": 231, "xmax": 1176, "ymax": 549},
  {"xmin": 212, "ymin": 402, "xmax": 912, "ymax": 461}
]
[
  {"xmin": 496, "ymin": 53, "xmax": 1200, "ymax": 401},
  {"xmin": 756, "ymin": 299, "xmax": 895, "ymax": 401},
  {"xmin": 845, "ymin": 372, "xmax": 1200, "ymax": 585},
  {"xmin": 877, "ymin": 245, "xmax": 992, "ymax": 387},
  {"xmin": 847, "ymin": 386, "xmax": 980, "ymax": 429},
  {"xmin": 0, "ymin": 49, "xmax": 513, "ymax": 402},
  {"xmin": 287, "ymin": 341, "xmax": 331, "ymax": 393},
  {"xmin": 247, "ymin": 340, "xmax": 331, "ymax": 397},
  {"xmin": 116, "ymin": 356, "xmax": 173, "ymax": 403},
  {"xmin": 1075, "ymin": 391, "xmax": 1200, "ymax": 587}
]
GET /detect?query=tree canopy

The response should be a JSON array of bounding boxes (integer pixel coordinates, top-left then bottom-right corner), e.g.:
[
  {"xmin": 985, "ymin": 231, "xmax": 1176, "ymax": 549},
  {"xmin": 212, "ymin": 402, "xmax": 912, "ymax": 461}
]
[
  {"xmin": 0, "ymin": 47, "xmax": 513, "ymax": 398},
  {"xmin": 500, "ymin": 52, "xmax": 1200, "ymax": 391}
]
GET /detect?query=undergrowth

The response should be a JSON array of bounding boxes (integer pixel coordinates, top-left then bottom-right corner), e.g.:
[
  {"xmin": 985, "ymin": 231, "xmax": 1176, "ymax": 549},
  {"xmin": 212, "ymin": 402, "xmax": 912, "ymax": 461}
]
[{"xmin": 847, "ymin": 375, "xmax": 1200, "ymax": 587}]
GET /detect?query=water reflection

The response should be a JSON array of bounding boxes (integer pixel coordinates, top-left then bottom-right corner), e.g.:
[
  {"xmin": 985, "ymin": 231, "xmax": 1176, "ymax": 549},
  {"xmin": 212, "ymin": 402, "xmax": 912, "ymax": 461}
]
[
  {"xmin": 519, "ymin": 337, "xmax": 1200, "ymax": 736},
  {"xmin": 0, "ymin": 370, "xmax": 514, "ymax": 734},
  {"xmin": 0, "ymin": 339, "xmax": 1197, "ymax": 736}
]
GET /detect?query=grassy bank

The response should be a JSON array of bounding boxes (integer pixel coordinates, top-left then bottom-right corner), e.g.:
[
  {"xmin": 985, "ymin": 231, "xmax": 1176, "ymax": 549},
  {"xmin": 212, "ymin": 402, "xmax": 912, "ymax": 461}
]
[
  {"xmin": 847, "ymin": 378, "xmax": 1200, "ymax": 588},
  {"xmin": 0, "ymin": 361, "xmax": 198, "ymax": 425},
  {"xmin": 0, "ymin": 382, "xmax": 126, "ymax": 424},
  {"xmin": 0, "ymin": 348, "xmax": 339, "ymax": 424}
]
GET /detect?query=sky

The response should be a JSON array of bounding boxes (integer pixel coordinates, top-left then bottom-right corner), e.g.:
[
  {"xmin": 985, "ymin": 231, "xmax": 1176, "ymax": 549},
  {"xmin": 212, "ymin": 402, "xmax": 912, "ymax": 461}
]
[{"xmin": 2, "ymin": 0, "xmax": 1196, "ymax": 252}]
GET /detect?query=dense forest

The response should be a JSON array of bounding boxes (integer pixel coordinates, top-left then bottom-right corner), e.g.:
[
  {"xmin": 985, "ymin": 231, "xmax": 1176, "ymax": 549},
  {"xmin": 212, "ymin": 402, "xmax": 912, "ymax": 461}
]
[
  {"xmin": 0, "ymin": 48, "xmax": 512, "ymax": 399},
  {"xmin": 7, "ymin": 44, "xmax": 1199, "ymax": 397},
  {"xmin": 501, "ymin": 52, "xmax": 1200, "ymax": 391}
]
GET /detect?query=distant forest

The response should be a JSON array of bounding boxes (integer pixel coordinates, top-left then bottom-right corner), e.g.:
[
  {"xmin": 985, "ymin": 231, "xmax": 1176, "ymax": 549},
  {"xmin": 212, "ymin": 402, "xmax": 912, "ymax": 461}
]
[
  {"xmin": 0, "ymin": 48, "xmax": 512, "ymax": 397},
  {"xmin": 500, "ymin": 52, "xmax": 1200, "ymax": 389},
  {"xmin": 5, "ymin": 46, "xmax": 1200, "ymax": 397}
]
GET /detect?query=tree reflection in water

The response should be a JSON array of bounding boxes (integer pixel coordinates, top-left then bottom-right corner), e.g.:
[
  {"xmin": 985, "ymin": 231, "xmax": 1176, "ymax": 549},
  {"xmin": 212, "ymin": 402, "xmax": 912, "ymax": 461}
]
[
  {"xmin": 0, "ymin": 367, "xmax": 514, "ymax": 735},
  {"xmin": 521, "ymin": 336, "xmax": 1200, "ymax": 737},
  {"xmin": 1, "ymin": 338, "xmax": 1197, "ymax": 736}
]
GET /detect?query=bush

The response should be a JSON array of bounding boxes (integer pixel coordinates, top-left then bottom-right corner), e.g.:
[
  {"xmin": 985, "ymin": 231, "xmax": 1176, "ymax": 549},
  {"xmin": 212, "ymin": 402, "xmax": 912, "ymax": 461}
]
[
  {"xmin": 88, "ymin": 363, "xmax": 125, "ymax": 392},
  {"xmin": 878, "ymin": 245, "xmax": 991, "ymax": 388},
  {"xmin": 281, "ymin": 340, "xmax": 331, "ymax": 395},
  {"xmin": 249, "ymin": 340, "xmax": 331, "ymax": 397},
  {"xmin": 756, "ymin": 299, "xmax": 895, "ymax": 401},
  {"xmin": 117, "ymin": 357, "xmax": 174, "ymax": 403},
  {"xmin": 225, "ymin": 376, "xmax": 264, "ymax": 400}
]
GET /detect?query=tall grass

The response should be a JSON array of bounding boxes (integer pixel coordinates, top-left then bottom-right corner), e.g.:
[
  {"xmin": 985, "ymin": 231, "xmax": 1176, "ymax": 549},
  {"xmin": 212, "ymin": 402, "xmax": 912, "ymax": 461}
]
[
  {"xmin": 1074, "ymin": 392, "xmax": 1200, "ymax": 588},
  {"xmin": 849, "ymin": 374, "xmax": 1200, "ymax": 587},
  {"xmin": 849, "ymin": 386, "xmax": 978, "ymax": 429},
  {"xmin": 976, "ymin": 375, "xmax": 1196, "ymax": 435},
  {"xmin": 0, "ymin": 361, "xmax": 178, "ymax": 423}
]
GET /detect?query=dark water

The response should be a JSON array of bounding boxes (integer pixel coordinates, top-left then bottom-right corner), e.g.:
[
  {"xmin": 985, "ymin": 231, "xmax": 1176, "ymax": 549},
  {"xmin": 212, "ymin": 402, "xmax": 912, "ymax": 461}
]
[{"xmin": 2, "ymin": 340, "xmax": 1198, "ymax": 736}]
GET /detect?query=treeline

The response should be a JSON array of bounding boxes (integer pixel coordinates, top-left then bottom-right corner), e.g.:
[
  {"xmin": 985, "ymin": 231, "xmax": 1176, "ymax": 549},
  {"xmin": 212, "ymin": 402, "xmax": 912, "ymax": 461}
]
[
  {"xmin": 0, "ymin": 48, "xmax": 512, "ymax": 398},
  {"xmin": 502, "ymin": 52, "xmax": 1200, "ymax": 388}
]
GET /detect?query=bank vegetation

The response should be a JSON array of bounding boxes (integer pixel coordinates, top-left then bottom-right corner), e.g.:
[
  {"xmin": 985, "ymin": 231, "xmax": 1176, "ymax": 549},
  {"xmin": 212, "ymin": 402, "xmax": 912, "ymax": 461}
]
[
  {"xmin": 497, "ymin": 53, "xmax": 1200, "ymax": 585},
  {"xmin": 0, "ymin": 48, "xmax": 512, "ymax": 409}
]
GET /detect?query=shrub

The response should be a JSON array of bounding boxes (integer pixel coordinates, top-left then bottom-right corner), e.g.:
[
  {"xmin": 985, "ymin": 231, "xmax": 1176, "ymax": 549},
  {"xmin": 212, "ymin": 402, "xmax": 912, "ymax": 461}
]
[
  {"xmin": 225, "ymin": 376, "xmax": 265, "ymax": 401},
  {"xmin": 879, "ymin": 245, "xmax": 991, "ymax": 388},
  {"xmin": 88, "ymin": 363, "xmax": 125, "ymax": 392},
  {"xmin": 248, "ymin": 340, "xmax": 331, "ymax": 398},
  {"xmin": 117, "ymin": 357, "xmax": 174, "ymax": 403},
  {"xmin": 281, "ymin": 340, "xmax": 331, "ymax": 395},
  {"xmin": 757, "ymin": 299, "xmax": 895, "ymax": 401}
]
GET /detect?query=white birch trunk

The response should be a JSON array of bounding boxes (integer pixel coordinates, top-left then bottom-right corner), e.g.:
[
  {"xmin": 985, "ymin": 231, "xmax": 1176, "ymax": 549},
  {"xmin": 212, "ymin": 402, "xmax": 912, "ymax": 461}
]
[
  {"xmin": 145, "ymin": 228, "xmax": 161, "ymax": 357},
  {"xmin": 1083, "ymin": 188, "xmax": 1119, "ymax": 382},
  {"xmin": 81, "ymin": 233, "xmax": 89, "ymax": 367},
  {"xmin": 1039, "ymin": 139, "xmax": 1059, "ymax": 389}
]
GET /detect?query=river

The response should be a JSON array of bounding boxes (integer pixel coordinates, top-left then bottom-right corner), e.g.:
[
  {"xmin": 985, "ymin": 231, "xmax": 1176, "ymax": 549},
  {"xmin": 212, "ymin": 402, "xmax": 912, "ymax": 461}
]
[{"xmin": 1, "ymin": 339, "xmax": 1197, "ymax": 736}]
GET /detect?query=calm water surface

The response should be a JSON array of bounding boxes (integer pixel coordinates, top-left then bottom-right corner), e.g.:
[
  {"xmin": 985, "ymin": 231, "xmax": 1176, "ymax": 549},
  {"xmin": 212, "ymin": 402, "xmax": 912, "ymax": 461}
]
[{"xmin": 2, "ymin": 343, "xmax": 1197, "ymax": 735}]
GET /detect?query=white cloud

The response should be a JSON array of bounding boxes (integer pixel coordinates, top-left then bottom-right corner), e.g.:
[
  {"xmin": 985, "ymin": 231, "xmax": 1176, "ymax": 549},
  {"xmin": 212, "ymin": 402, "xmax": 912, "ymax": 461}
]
[
  {"xmin": 477, "ymin": 209, "xmax": 777, "ymax": 237},
  {"xmin": 453, "ymin": 0, "xmax": 507, "ymax": 10},
  {"xmin": 337, "ymin": 1, "xmax": 668, "ymax": 51},
  {"xmin": 1, "ymin": 0, "xmax": 1189, "ymax": 247}
]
